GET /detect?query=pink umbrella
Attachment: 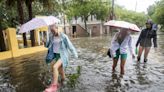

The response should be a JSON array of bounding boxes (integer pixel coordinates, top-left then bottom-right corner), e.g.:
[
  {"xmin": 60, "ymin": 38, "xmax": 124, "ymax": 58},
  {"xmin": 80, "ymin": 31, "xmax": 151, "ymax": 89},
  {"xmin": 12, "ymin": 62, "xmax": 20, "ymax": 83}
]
[
  {"xmin": 104, "ymin": 20, "xmax": 141, "ymax": 32},
  {"xmin": 19, "ymin": 16, "xmax": 60, "ymax": 33}
]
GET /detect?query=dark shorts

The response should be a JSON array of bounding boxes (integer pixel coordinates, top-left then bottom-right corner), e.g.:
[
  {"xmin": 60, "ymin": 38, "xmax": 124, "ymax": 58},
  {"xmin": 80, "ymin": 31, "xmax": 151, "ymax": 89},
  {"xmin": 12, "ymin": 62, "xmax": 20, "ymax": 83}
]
[
  {"xmin": 46, "ymin": 53, "xmax": 60, "ymax": 64},
  {"xmin": 140, "ymin": 39, "xmax": 152, "ymax": 47}
]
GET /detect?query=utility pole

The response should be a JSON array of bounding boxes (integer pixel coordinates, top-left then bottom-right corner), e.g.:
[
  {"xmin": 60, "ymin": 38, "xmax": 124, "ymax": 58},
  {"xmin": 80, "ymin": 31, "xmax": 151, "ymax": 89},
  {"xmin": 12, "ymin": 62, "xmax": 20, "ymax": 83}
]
[
  {"xmin": 110, "ymin": 0, "xmax": 115, "ymax": 36},
  {"xmin": 111, "ymin": 0, "xmax": 115, "ymax": 20}
]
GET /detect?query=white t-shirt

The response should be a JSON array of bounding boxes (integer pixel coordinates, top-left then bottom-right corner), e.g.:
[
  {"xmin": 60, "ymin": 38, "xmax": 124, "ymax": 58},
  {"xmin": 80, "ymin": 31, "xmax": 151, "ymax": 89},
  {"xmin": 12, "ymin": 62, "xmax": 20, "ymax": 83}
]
[
  {"xmin": 53, "ymin": 36, "xmax": 61, "ymax": 53},
  {"xmin": 110, "ymin": 32, "xmax": 134, "ymax": 57}
]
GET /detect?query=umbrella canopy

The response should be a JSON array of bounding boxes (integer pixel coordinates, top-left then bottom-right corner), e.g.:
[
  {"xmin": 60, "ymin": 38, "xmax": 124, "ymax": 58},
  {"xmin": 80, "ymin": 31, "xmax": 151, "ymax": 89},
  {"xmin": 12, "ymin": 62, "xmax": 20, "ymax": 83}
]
[
  {"xmin": 19, "ymin": 16, "xmax": 60, "ymax": 33},
  {"xmin": 104, "ymin": 20, "xmax": 141, "ymax": 32}
]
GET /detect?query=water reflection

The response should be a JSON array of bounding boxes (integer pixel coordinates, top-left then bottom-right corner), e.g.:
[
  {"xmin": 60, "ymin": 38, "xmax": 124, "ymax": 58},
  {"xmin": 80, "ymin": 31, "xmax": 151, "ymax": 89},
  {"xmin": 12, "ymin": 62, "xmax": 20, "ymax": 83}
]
[
  {"xmin": 135, "ymin": 63, "xmax": 150, "ymax": 85},
  {"xmin": 105, "ymin": 73, "xmax": 124, "ymax": 92}
]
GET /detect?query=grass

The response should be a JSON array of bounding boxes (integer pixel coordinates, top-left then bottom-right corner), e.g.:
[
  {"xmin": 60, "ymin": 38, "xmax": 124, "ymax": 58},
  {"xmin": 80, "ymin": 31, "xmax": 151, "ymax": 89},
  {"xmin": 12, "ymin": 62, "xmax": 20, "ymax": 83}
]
[{"xmin": 66, "ymin": 66, "xmax": 81, "ymax": 88}]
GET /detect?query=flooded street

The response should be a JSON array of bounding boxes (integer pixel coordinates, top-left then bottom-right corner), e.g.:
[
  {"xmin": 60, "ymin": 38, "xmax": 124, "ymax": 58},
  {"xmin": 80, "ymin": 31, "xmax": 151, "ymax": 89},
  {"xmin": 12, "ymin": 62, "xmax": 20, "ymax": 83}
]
[{"xmin": 0, "ymin": 34, "xmax": 164, "ymax": 92}]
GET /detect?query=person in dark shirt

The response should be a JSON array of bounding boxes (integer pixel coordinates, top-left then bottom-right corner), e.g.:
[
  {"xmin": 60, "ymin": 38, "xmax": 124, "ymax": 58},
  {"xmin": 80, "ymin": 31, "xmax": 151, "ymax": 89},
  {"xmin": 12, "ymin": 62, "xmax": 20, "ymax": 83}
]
[{"xmin": 136, "ymin": 19, "xmax": 157, "ymax": 63}]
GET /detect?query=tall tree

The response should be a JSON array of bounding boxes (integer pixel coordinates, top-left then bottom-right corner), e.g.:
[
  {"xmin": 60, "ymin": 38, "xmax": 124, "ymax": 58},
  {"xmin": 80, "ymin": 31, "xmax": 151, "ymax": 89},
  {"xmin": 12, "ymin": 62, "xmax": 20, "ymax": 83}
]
[
  {"xmin": 0, "ymin": 1, "xmax": 7, "ymax": 51},
  {"xmin": 0, "ymin": 24, "xmax": 6, "ymax": 51},
  {"xmin": 115, "ymin": 5, "xmax": 147, "ymax": 27},
  {"xmin": 17, "ymin": 0, "xmax": 28, "ymax": 47},
  {"xmin": 6, "ymin": 0, "xmax": 28, "ymax": 47},
  {"xmin": 25, "ymin": 0, "xmax": 56, "ymax": 46},
  {"xmin": 147, "ymin": 4, "xmax": 156, "ymax": 17},
  {"xmin": 151, "ymin": 0, "xmax": 164, "ymax": 29},
  {"xmin": 67, "ymin": 0, "xmax": 110, "ymax": 33},
  {"xmin": 62, "ymin": 0, "xmax": 66, "ymax": 33},
  {"xmin": 25, "ymin": 0, "xmax": 35, "ymax": 46},
  {"xmin": 0, "ymin": 0, "xmax": 19, "ymax": 51}
]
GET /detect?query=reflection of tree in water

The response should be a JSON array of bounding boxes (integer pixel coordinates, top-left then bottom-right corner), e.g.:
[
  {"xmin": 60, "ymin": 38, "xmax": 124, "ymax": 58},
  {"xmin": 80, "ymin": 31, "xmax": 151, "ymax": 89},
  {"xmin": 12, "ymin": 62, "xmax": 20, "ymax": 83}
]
[
  {"xmin": 0, "ymin": 61, "xmax": 16, "ymax": 92},
  {"xmin": 8, "ymin": 54, "xmax": 46, "ymax": 92},
  {"xmin": 135, "ymin": 63, "xmax": 150, "ymax": 85}
]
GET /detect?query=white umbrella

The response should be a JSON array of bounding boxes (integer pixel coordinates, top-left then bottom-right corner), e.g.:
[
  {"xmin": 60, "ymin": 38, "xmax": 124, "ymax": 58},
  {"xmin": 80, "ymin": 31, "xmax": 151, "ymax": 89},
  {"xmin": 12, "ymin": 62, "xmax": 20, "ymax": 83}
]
[
  {"xmin": 19, "ymin": 16, "xmax": 60, "ymax": 33},
  {"xmin": 104, "ymin": 20, "xmax": 141, "ymax": 32}
]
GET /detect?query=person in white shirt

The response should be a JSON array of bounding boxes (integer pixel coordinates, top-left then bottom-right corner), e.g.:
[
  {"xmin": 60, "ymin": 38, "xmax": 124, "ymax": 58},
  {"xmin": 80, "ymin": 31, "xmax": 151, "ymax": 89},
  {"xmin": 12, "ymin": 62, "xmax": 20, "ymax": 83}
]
[{"xmin": 110, "ymin": 28, "xmax": 135, "ymax": 75}]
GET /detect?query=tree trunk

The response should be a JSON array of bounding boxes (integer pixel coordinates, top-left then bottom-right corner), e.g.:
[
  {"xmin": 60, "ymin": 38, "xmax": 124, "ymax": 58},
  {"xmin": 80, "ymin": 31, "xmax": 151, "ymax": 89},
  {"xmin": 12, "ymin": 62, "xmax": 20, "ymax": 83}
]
[
  {"xmin": 63, "ymin": 15, "xmax": 66, "ymax": 33},
  {"xmin": 100, "ymin": 20, "xmax": 103, "ymax": 35},
  {"xmin": 27, "ymin": 1, "xmax": 35, "ymax": 47},
  {"xmin": 84, "ymin": 16, "xmax": 89, "ymax": 35},
  {"xmin": 0, "ymin": 30, "xmax": 6, "ymax": 51},
  {"xmin": 84, "ymin": 19, "xmax": 87, "ymax": 31},
  {"xmin": 62, "ymin": 0, "xmax": 66, "ymax": 33},
  {"xmin": 17, "ymin": 0, "xmax": 27, "ymax": 47}
]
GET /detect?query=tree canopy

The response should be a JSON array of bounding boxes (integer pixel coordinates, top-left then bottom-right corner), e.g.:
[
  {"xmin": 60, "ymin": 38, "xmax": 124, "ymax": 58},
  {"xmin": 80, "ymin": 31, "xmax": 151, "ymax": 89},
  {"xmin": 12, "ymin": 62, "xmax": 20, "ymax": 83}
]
[
  {"xmin": 0, "ymin": 0, "xmax": 151, "ymax": 30},
  {"xmin": 148, "ymin": 0, "xmax": 164, "ymax": 28},
  {"xmin": 115, "ymin": 5, "xmax": 147, "ymax": 27}
]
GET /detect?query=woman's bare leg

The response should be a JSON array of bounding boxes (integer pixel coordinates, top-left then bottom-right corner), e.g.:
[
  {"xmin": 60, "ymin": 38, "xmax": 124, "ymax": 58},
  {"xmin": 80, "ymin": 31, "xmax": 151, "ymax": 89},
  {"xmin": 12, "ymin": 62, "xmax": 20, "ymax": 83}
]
[
  {"xmin": 52, "ymin": 59, "xmax": 62, "ymax": 84},
  {"xmin": 144, "ymin": 47, "xmax": 151, "ymax": 62},
  {"xmin": 120, "ymin": 59, "xmax": 126, "ymax": 75},
  {"xmin": 137, "ymin": 46, "xmax": 144, "ymax": 61},
  {"xmin": 59, "ymin": 66, "xmax": 65, "ymax": 81},
  {"xmin": 112, "ymin": 58, "xmax": 118, "ymax": 73}
]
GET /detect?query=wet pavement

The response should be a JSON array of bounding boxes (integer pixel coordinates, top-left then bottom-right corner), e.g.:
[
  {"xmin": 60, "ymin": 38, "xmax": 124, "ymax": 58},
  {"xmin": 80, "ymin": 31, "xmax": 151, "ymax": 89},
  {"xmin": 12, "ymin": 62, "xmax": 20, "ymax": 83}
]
[{"xmin": 0, "ymin": 33, "xmax": 164, "ymax": 92}]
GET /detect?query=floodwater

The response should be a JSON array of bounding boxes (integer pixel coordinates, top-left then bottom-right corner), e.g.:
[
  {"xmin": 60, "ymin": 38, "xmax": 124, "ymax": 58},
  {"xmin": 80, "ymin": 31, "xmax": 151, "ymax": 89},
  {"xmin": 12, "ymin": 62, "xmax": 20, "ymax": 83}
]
[{"xmin": 0, "ymin": 33, "xmax": 164, "ymax": 92}]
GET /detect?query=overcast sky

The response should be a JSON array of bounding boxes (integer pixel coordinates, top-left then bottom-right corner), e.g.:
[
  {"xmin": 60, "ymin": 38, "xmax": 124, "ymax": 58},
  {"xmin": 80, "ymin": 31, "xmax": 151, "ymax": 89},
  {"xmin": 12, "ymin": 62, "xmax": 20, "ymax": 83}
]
[{"xmin": 115, "ymin": 0, "xmax": 159, "ymax": 13}]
